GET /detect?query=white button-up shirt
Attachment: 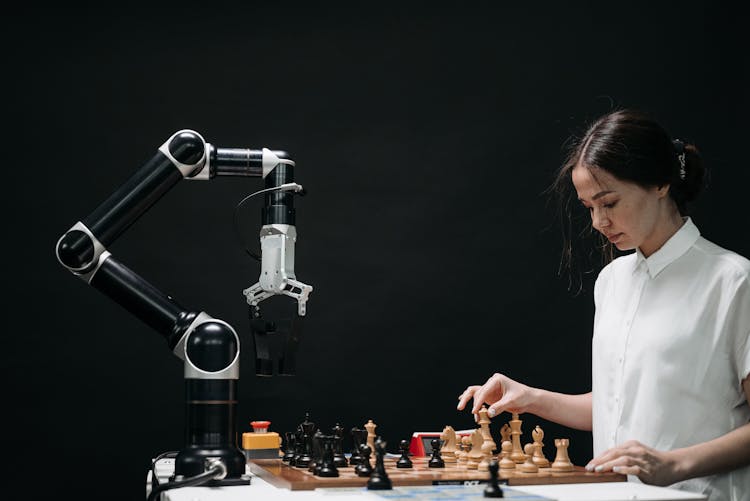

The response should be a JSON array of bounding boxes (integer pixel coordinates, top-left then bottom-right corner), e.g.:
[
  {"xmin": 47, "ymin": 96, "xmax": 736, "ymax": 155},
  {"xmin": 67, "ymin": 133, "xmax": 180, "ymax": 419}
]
[{"xmin": 592, "ymin": 217, "xmax": 750, "ymax": 501}]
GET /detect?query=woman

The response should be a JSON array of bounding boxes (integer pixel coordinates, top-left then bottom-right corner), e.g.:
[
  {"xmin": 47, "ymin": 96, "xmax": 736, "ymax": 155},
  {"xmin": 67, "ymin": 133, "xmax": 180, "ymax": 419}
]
[{"xmin": 457, "ymin": 109, "xmax": 750, "ymax": 500}]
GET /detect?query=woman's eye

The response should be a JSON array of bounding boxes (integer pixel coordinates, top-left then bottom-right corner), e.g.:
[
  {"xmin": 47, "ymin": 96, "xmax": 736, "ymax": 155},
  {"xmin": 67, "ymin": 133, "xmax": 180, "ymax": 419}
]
[{"xmin": 603, "ymin": 202, "xmax": 617, "ymax": 209}]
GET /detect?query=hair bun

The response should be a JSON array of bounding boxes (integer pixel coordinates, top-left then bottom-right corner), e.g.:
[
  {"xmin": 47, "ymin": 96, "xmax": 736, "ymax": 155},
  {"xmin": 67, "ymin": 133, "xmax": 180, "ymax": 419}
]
[{"xmin": 676, "ymin": 143, "xmax": 706, "ymax": 204}]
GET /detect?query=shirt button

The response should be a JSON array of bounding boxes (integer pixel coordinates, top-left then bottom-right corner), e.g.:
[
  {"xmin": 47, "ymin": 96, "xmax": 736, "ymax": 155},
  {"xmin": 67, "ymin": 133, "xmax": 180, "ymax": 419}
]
[{"xmin": 618, "ymin": 357, "xmax": 623, "ymax": 363}]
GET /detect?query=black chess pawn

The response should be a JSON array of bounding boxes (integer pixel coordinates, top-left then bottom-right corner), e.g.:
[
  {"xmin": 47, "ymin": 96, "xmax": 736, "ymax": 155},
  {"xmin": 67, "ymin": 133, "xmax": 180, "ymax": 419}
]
[
  {"xmin": 282, "ymin": 431, "xmax": 296, "ymax": 463},
  {"xmin": 484, "ymin": 459, "xmax": 504, "ymax": 498},
  {"xmin": 349, "ymin": 427, "xmax": 366, "ymax": 466},
  {"xmin": 332, "ymin": 423, "xmax": 348, "ymax": 468},
  {"xmin": 366, "ymin": 437, "xmax": 392, "ymax": 490},
  {"xmin": 355, "ymin": 444, "xmax": 373, "ymax": 477},
  {"xmin": 396, "ymin": 439, "xmax": 413, "ymax": 468},
  {"xmin": 428, "ymin": 438, "xmax": 445, "ymax": 468},
  {"xmin": 317, "ymin": 436, "xmax": 340, "ymax": 478}
]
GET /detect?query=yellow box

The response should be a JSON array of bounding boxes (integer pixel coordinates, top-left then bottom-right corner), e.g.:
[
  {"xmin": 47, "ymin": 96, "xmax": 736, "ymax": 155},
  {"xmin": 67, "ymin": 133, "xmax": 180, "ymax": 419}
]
[{"xmin": 242, "ymin": 420, "xmax": 282, "ymax": 459}]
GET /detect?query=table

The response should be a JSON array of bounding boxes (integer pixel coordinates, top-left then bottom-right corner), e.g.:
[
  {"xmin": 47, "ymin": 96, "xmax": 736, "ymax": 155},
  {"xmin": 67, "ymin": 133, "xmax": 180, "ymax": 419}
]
[{"xmin": 148, "ymin": 458, "xmax": 707, "ymax": 501}]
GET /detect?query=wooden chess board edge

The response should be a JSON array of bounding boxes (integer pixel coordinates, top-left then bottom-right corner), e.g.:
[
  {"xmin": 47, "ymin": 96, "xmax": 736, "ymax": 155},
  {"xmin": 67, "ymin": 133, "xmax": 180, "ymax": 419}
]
[
  {"xmin": 504, "ymin": 466, "xmax": 627, "ymax": 485},
  {"xmin": 247, "ymin": 459, "xmax": 626, "ymax": 491}
]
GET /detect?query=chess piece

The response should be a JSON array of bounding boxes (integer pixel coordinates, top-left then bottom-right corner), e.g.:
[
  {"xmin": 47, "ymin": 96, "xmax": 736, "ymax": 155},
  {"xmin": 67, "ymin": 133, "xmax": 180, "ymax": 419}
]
[
  {"xmin": 531, "ymin": 426, "xmax": 550, "ymax": 468},
  {"xmin": 282, "ymin": 431, "xmax": 296, "ymax": 463},
  {"xmin": 457, "ymin": 435, "xmax": 471, "ymax": 468},
  {"xmin": 466, "ymin": 429, "xmax": 484, "ymax": 469},
  {"xmin": 478, "ymin": 440, "xmax": 494, "ymax": 471},
  {"xmin": 332, "ymin": 423, "xmax": 348, "ymax": 467},
  {"xmin": 349, "ymin": 427, "xmax": 366, "ymax": 466},
  {"xmin": 309, "ymin": 430, "xmax": 324, "ymax": 474},
  {"xmin": 478, "ymin": 406, "xmax": 497, "ymax": 453},
  {"xmin": 439, "ymin": 426, "xmax": 458, "ymax": 463},
  {"xmin": 365, "ymin": 419, "xmax": 377, "ymax": 456},
  {"xmin": 518, "ymin": 444, "xmax": 539, "ymax": 473},
  {"xmin": 295, "ymin": 413, "xmax": 316, "ymax": 467},
  {"xmin": 396, "ymin": 439, "xmax": 413, "ymax": 468},
  {"xmin": 428, "ymin": 438, "xmax": 445, "ymax": 468},
  {"xmin": 499, "ymin": 441, "xmax": 516, "ymax": 470},
  {"xmin": 509, "ymin": 413, "xmax": 525, "ymax": 463},
  {"xmin": 317, "ymin": 435, "xmax": 339, "ymax": 477},
  {"xmin": 499, "ymin": 423, "xmax": 511, "ymax": 449},
  {"xmin": 290, "ymin": 427, "xmax": 304, "ymax": 466},
  {"xmin": 367, "ymin": 437, "xmax": 392, "ymax": 490},
  {"xmin": 355, "ymin": 444, "xmax": 373, "ymax": 477},
  {"xmin": 550, "ymin": 438, "xmax": 574, "ymax": 472},
  {"xmin": 483, "ymin": 459, "xmax": 504, "ymax": 498}
]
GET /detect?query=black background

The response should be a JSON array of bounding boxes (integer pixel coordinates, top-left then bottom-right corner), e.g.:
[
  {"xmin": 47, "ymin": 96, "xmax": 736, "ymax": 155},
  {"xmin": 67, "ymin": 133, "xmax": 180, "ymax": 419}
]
[{"xmin": 5, "ymin": 3, "xmax": 747, "ymax": 500}]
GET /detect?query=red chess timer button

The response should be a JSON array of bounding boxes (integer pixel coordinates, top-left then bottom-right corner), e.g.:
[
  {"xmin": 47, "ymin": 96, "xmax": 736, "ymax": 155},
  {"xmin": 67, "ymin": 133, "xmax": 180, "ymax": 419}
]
[{"xmin": 251, "ymin": 421, "xmax": 271, "ymax": 433}]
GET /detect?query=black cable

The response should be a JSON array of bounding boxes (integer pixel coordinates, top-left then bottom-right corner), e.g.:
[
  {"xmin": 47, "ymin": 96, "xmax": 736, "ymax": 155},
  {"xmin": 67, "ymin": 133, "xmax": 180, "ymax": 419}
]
[
  {"xmin": 147, "ymin": 462, "xmax": 225, "ymax": 501},
  {"xmin": 232, "ymin": 183, "xmax": 305, "ymax": 262},
  {"xmin": 150, "ymin": 450, "xmax": 178, "ymax": 489}
]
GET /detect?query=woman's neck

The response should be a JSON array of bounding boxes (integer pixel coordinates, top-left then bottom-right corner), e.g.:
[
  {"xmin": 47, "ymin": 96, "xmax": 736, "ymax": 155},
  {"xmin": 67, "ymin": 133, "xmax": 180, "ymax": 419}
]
[{"xmin": 639, "ymin": 209, "xmax": 685, "ymax": 258}]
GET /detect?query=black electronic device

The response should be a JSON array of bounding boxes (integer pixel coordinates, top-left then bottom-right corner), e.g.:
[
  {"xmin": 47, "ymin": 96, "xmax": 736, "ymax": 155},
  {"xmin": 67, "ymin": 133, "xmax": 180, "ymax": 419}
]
[{"xmin": 55, "ymin": 130, "xmax": 312, "ymax": 487}]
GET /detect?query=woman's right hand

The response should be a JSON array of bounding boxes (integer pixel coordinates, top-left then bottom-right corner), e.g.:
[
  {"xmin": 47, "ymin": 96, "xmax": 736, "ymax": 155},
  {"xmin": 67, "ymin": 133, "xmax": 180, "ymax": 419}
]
[{"xmin": 456, "ymin": 372, "xmax": 538, "ymax": 419}]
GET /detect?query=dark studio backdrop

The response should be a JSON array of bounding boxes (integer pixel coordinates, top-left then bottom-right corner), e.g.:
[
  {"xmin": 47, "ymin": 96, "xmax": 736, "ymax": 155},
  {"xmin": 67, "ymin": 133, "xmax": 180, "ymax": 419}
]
[{"xmin": 4, "ymin": 3, "xmax": 747, "ymax": 500}]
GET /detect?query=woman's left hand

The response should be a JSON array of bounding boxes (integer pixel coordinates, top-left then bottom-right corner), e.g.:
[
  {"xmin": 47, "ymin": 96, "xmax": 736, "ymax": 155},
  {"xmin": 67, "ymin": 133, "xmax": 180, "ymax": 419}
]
[{"xmin": 585, "ymin": 440, "xmax": 683, "ymax": 487}]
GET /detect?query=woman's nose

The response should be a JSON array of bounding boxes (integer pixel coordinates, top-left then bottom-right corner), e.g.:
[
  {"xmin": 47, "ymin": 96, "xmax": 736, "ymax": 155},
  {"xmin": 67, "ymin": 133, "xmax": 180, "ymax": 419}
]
[{"xmin": 592, "ymin": 209, "xmax": 610, "ymax": 230}]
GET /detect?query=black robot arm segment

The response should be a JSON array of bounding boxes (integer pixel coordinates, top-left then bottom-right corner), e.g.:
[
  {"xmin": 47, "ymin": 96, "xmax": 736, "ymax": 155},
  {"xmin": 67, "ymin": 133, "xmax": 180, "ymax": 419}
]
[{"xmin": 54, "ymin": 129, "xmax": 309, "ymax": 481}]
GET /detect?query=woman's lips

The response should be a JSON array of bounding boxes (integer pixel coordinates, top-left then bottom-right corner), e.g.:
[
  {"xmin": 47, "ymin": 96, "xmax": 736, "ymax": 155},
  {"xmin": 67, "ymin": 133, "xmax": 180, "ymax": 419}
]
[{"xmin": 607, "ymin": 233, "xmax": 623, "ymax": 243}]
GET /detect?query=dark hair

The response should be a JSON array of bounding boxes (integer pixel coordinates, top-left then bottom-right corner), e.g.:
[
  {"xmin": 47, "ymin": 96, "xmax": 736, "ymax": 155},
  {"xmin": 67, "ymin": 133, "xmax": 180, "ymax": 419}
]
[{"xmin": 550, "ymin": 109, "xmax": 707, "ymax": 292}]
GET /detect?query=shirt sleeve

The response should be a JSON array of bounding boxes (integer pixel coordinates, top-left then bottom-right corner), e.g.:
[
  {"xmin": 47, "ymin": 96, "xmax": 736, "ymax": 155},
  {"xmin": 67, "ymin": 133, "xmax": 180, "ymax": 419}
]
[
  {"xmin": 733, "ymin": 280, "xmax": 750, "ymax": 386},
  {"xmin": 727, "ymin": 267, "xmax": 750, "ymax": 388}
]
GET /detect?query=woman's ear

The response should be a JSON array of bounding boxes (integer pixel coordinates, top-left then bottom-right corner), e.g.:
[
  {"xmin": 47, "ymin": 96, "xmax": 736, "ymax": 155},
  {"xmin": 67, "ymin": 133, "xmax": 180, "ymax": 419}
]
[{"xmin": 655, "ymin": 184, "xmax": 671, "ymax": 199}]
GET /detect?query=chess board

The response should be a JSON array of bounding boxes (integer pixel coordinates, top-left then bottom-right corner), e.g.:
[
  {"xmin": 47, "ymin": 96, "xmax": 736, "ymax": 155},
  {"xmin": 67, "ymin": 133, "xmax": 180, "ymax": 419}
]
[{"xmin": 247, "ymin": 457, "xmax": 626, "ymax": 491}]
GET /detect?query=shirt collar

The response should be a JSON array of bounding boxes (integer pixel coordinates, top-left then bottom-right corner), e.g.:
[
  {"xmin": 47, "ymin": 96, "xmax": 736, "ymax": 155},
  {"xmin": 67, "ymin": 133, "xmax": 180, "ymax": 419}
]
[{"xmin": 635, "ymin": 217, "xmax": 701, "ymax": 278}]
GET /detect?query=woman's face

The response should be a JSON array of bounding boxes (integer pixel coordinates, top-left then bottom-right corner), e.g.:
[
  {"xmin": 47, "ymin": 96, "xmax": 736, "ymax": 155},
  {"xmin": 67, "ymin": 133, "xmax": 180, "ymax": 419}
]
[{"xmin": 571, "ymin": 164, "xmax": 671, "ymax": 256}]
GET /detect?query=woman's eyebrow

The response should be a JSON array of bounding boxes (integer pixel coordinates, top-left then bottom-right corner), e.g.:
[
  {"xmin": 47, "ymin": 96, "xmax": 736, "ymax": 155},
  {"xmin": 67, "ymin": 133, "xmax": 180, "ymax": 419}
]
[{"xmin": 578, "ymin": 190, "xmax": 614, "ymax": 202}]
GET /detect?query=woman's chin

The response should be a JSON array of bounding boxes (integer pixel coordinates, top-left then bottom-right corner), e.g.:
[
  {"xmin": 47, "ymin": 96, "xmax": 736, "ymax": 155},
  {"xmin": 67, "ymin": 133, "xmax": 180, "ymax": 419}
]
[{"xmin": 615, "ymin": 241, "xmax": 634, "ymax": 251}]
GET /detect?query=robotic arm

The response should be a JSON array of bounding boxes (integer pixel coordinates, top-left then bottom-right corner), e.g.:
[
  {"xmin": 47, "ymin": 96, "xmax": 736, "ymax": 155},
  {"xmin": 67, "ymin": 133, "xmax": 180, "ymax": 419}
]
[{"xmin": 55, "ymin": 130, "xmax": 312, "ymax": 483}]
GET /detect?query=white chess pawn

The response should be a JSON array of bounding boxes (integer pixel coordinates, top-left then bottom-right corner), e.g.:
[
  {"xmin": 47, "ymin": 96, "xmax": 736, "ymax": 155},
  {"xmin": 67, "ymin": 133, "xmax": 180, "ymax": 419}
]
[
  {"xmin": 499, "ymin": 441, "xmax": 516, "ymax": 470},
  {"xmin": 478, "ymin": 440, "xmax": 494, "ymax": 471},
  {"xmin": 518, "ymin": 443, "xmax": 539, "ymax": 473}
]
